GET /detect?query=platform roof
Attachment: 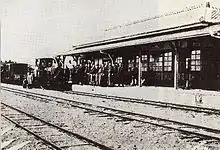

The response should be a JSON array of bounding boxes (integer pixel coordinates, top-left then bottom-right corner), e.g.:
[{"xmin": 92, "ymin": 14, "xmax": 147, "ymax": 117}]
[
  {"xmin": 61, "ymin": 3, "xmax": 220, "ymax": 56},
  {"xmin": 62, "ymin": 24, "xmax": 220, "ymax": 55}
]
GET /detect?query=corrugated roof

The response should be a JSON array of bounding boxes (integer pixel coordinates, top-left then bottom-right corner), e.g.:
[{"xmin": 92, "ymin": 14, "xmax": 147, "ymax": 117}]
[
  {"xmin": 61, "ymin": 3, "xmax": 220, "ymax": 56},
  {"xmin": 100, "ymin": 4, "xmax": 205, "ymax": 41},
  {"xmin": 62, "ymin": 24, "xmax": 220, "ymax": 55},
  {"xmin": 75, "ymin": 3, "xmax": 220, "ymax": 49}
]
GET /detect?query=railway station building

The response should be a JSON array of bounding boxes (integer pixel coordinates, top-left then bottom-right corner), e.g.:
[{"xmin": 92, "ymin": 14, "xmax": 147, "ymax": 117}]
[{"xmin": 60, "ymin": 2, "xmax": 220, "ymax": 90}]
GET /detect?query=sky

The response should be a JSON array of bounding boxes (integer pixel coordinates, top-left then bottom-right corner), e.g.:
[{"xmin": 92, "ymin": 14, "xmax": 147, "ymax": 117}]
[{"xmin": 1, "ymin": 0, "xmax": 219, "ymax": 64}]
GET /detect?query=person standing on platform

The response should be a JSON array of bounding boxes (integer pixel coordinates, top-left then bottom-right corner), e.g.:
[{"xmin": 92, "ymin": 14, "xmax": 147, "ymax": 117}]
[
  {"xmin": 78, "ymin": 63, "xmax": 85, "ymax": 85},
  {"xmin": 64, "ymin": 65, "xmax": 70, "ymax": 82},
  {"xmin": 110, "ymin": 63, "xmax": 115, "ymax": 86},
  {"xmin": 46, "ymin": 62, "xmax": 53, "ymax": 81},
  {"xmin": 74, "ymin": 65, "xmax": 80, "ymax": 84},
  {"xmin": 53, "ymin": 63, "xmax": 63, "ymax": 82},
  {"xmin": 71, "ymin": 65, "xmax": 76, "ymax": 84},
  {"xmin": 89, "ymin": 63, "xmax": 94, "ymax": 85},
  {"xmin": 66, "ymin": 60, "xmax": 73, "ymax": 82},
  {"xmin": 101, "ymin": 62, "xmax": 108, "ymax": 87},
  {"xmin": 97, "ymin": 64, "xmax": 103, "ymax": 86},
  {"xmin": 51, "ymin": 60, "xmax": 58, "ymax": 77},
  {"xmin": 84, "ymin": 63, "xmax": 90, "ymax": 85},
  {"xmin": 27, "ymin": 70, "xmax": 34, "ymax": 88},
  {"xmin": 113, "ymin": 63, "xmax": 119, "ymax": 86},
  {"xmin": 107, "ymin": 62, "xmax": 113, "ymax": 86},
  {"xmin": 34, "ymin": 60, "xmax": 39, "ymax": 79},
  {"xmin": 87, "ymin": 62, "xmax": 91, "ymax": 85},
  {"xmin": 94, "ymin": 64, "xmax": 99, "ymax": 86},
  {"xmin": 132, "ymin": 66, "xmax": 138, "ymax": 86},
  {"xmin": 38, "ymin": 61, "xmax": 47, "ymax": 88},
  {"xmin": 128, "ymin": 67, "xmax": 133, "ymax": 85},
  {"xmin": 118, "ymin": 63, "xmax": 125, "ymax": 87}
]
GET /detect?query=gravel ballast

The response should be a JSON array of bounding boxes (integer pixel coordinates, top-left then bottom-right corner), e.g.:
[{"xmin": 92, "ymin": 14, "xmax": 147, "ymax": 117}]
[
  {"xmin": 1, "ymin": 117, "xmax": 53, "ymax": 150},
  {"xmin": 1, "ymin": 91, "xmax": 220, "ymax": 150}
]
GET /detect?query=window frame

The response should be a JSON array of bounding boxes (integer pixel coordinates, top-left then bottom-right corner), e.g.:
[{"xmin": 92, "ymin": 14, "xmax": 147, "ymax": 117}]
[
  {"xmin": 190, "ymin": 49, "xmax": 201, "ymax": 71},
  {"xmin": 164, "ymin": 52, "xmax": 172, "ymax": 71}
]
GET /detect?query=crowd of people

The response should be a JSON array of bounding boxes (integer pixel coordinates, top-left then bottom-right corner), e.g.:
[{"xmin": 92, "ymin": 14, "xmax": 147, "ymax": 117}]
[
  {"xmin": 65, "ymin": 61, "xmax": 139, "ymax": 87},
  {"xmin": 23, "ymin": 59, "xmax": 140, "ymax": 88}
]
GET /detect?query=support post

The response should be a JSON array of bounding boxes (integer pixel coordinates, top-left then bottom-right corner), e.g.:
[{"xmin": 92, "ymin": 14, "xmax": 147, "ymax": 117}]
[
  {"xmin": 170, "ymin": 41, "xmax": 179, "ymax": 89},
  {"xmin": 138, "ymin": 49, "xmax": 142, "ymax": 87},
  {"xmin": 174, "ymin": 53, "xmax": 179, "ymax": 89}
]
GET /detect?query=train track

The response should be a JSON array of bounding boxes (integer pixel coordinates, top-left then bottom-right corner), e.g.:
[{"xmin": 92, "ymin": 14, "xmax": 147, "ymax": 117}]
[
  {"xmin": 2, "ymin": 86, "xmax": 220, "ymax": 142},
  {"xmin": 64, "ymin": 91, "xmax": 220, "ymax": 115},
  {"xmin": 1, "ymin": 102, "xmax": 113, "ymax": 150},
  {"xmin": 3, "ymin": 86, "xmax": 220, "ymax": 115}
]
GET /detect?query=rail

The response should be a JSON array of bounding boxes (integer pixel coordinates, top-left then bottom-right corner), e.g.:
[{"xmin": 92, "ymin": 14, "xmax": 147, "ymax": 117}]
[
  {"xmin": 1, "ymin": 102, "xmax": 113, "ymax": 150},
  {"xmin": 2, "ymin": 86, "xmax": 220, "ymax": 142}
]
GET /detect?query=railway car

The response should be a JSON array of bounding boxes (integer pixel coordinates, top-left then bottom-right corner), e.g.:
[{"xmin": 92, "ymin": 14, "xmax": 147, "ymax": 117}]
[
  {"xmin": 33, "ymin": 57, "xmax": 72, "ymax": 90},
  {"xmin": 1, "ymin": 63, "xmax": 28, "ymax": 85}
]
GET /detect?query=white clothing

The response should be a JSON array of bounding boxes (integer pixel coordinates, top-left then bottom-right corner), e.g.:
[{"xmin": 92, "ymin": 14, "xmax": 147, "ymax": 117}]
[{"xmin": 27, "ymin": 73, "xmax": 33, "ymax": 85}]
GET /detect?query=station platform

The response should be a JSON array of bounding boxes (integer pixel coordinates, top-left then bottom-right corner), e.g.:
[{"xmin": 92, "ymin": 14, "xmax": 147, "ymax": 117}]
[
  {"xmin": 1, "ymin": 83, "xmax": 220, "ymax": 109},
  {"xmin": 72, "ymin": 85, "xmax": 220, "ymax": 109}
]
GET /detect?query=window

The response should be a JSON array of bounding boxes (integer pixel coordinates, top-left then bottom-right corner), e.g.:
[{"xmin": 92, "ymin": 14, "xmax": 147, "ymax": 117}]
[
  {"xmin": 164, "ymin": 52, "xmax": 172, "ymax": 71},
  {"xmin": 191, "ymin": 50, "xmax": 201, "ymax": 71},
  {"xmin": 116, "ymin": 57, "xmax": 122, "ymax": 64},
  {"xmin": 142, "ymin": 55, "xmax": 148, "ymax": 62},
  {"xmin": 149, "ymin": 55, "xmax": 163, "ymax": 71},
  {"xmin": 149, "ymin": 55, "xmax": 154, "ymax": 70},
  {"xmin": 141, "ymin": 55, "xmax": 148, "ymax": 71},
  {"xmin": 128, "ymin": 59, "xmax": 134, "ymax": 69},
  {"xmin": 156, "ymin": 57, "xmax": 163, "ymax": 71}
]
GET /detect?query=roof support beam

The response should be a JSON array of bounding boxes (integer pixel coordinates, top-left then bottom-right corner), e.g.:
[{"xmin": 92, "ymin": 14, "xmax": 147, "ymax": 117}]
[
  {"xmin": 138, "ymin": 48, "xmax": 142, "ymax": 87},
  {"xmin": 169, "ymin": 41, "xmax": 180, "ymax": 89}
]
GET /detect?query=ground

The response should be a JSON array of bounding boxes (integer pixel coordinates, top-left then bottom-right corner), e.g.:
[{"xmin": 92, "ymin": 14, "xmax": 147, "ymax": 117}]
[{"xmin": 1, "ymin": 84, "xmax": 220, "ymax": 150}]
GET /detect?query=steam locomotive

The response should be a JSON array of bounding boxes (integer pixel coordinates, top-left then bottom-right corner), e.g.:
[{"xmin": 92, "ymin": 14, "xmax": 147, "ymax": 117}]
[{"xmin": 33, "ymin": 57, "xmax": 72, "ymax": 90}]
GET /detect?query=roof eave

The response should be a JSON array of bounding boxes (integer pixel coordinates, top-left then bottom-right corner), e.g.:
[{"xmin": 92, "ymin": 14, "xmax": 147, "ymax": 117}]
[
  {"xmin": 76, "ymin": 22, "xmax": 209, "ymax": 50},
  {"xmin": 64, "ymin": 24, "xmax": 220, "ymax": 55}
]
